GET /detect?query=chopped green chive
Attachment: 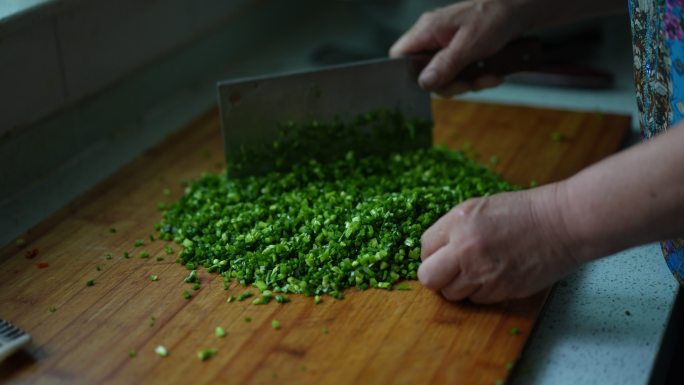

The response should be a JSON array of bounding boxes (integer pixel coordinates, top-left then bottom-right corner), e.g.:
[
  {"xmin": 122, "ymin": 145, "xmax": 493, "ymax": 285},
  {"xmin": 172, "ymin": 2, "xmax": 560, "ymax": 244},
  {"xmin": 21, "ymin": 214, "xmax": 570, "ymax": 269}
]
[
  {"xmin": 129, "ymin": 349, "xmax": 137, "ymax": 358},
  {"xmin": 164, "ymin": 245, "xmax": 174, "ymax": 254},
  {"xmin": 396, "ymin": 283, "xmax": 411, "ymax": 291},
  {"xmin": 226, "ymin": 295, "xmax": 236, "ymax": 303},
  {"xmin": 149, "ymin": 275, "xmax": 159, "ymax": 282},
  {"xmin": 149, "ymin": 316, "xmax": 156, "ymax": 327},
  {"xmin": 197, "ymin": 348, "xmax": 218, "ymax": 361},
  {"xmin": 244, "ymin": 316, "xmax": 252, "ymax": 323},
  {"xmin": 123, "ymin": 252, "xmax": 130, "ymax": 259},
  {"xmin": 275, "ymin": 295, "xmax": 290, "ymax": 303},
  {"xmin": 550, "ymin": 131, "xmax": 564, "ymax": 142},
  {"xmin": 109, "ymin": 227, "xmax": 117, "ymax": 233},
  {"xmin": 271, "ymin": 320, "xmax": 281, "ymax": 330},
  {"xmin": 184, "ymin": 270, "xmax": 198, "ymax": 283},
  {"xmin": 156, "ymin": 256, "xmax": 164, "ymax": 262},
  {"xmin": 48, "ymin": 306, "xmax": 57, "ymax": 313},
  {"xmin": 510, "ymin": 326, "xmax": 520, "ymax": 336},
  {"xmin": 183, "ymin": 290, "xmax": 191, "ymax": 299},
  {"xmin": 139, "ymin": 251, "xmax": 150, "ymax": 259},
  {"xmin": 529, "ymin": 180, "xmax": 538, "ymax": 188},
  {"xmin": 86, "ymin": 279, "xmax": 95, "ymax": 287},
  {"xmin": 192, "ymin": 283, "xmax": 201, "ymax": 291},
  {"xmin": 134, "ymin": 239, "xmax": 145, "ymax": 247},
  {"xmin": 322, "ymin": 327, "xmax": 328, "ymax": 335},
  {"xmin": 505, "ymin": 361, "xmax": 514, "ymax": 371},
  {"xmin": 104, "ymin": 254, "xmax": 112, "ymax": 260},
  {"xmin": 155, "ymin": 345, "xmax": 168, "ymax": 357},
  {"xmin": 237, "ymin": 291, "xmax": 253, "ymax": 301},
  {"xmin": 96, "ymin": 266, "xmax": 101, "ymax": 272},
  {"xmin": 215, "ymin": 326, "xmax": 226, "ymax": 338},
  {"xmin": 314, "ymin": 295, "xmax": 322, "ymax": 305},
  {"xmin": 148, "ymin": 234, "xmax": 155, "ymax": 242},
  {"xmin": 251, "ymin": 296, "xmax": 269, "ymax": 305}
]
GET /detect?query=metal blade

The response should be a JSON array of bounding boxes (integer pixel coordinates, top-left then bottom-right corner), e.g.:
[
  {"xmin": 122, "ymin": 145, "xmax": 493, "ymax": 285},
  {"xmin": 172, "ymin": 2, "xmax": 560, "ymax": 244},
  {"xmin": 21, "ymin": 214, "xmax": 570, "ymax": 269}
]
[{"xmin": 217, "ymin": 57, "xmax": 432, "ymax": 177}]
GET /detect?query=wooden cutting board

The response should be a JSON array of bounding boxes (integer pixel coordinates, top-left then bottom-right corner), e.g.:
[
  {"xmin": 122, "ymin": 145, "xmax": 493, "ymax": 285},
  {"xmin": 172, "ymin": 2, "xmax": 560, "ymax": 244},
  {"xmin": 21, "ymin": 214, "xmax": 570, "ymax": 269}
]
[{"xmin": 0, "ymin": 99, "xmax": 629, "ymax": 385}]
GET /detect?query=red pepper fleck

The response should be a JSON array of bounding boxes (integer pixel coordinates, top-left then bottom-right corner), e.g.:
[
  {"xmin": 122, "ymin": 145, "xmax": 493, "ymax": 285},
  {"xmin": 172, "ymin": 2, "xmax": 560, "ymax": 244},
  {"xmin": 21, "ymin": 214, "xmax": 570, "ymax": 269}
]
[
  {"xmin": 36, "ymin": 262, "xmax": 49, "ymax": 269},
  {"xmin": 25, "ymin": 248, "xmax": 39, "ymax": 259}
]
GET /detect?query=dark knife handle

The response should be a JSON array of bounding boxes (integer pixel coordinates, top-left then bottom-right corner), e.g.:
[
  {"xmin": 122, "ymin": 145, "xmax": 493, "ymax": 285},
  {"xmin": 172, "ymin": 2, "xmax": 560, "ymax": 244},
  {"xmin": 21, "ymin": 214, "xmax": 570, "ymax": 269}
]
[
  {"xmin": 456, "ymin": 37, "xmax": 542, "ymax": 81},
  {"xmin": 410, "ymin": 37, "xmax": 542, "ymax": 82}
]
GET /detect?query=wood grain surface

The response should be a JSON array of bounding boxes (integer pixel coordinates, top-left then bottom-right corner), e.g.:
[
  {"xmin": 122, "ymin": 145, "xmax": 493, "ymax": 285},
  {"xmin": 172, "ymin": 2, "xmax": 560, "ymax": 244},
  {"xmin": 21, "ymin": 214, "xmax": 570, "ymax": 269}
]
[{"xmin": 0, "ymin": 99, "xmax": 629, "ymax": 385}]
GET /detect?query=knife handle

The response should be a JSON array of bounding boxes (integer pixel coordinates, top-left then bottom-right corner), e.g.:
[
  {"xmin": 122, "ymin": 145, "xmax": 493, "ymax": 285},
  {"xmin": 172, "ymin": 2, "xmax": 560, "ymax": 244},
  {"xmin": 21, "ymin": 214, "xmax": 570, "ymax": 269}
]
[
  {"xmin": 456, "ymin": 37, "xmax": 542, "ymax": 82},
  {"xmin": 410, "ymin": 37, "xmax": 542, "ymax": 83}
]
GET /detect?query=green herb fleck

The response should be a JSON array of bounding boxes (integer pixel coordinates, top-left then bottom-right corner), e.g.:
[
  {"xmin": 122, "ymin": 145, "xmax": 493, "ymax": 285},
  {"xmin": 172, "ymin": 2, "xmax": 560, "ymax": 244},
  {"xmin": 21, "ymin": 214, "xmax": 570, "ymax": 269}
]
[
  {"xmin": 163, "ymin": 188, "xmax": 171, "ymax": 196},
  {"xmin": 396, "ymin": 283, "xmax": 411, "ymax": 291},
  {"xmin": 155, "ymin": 345, "xmax": 168, "ymax": 357},
  {"xmin": 275, "ymin": 294, "xmax": 290, "ymax": 303},
  {"xmin": 123, "ymin": 252, "xmax": 130, "ymax": 259},
  {"xmin": 322, "ymin": 327, "xmax": 328, "ymax": 335},
  {"xmin": 109, "ymin": 227, "xmax": 117, "ymax": 233},
  {"xmin": 184, "ymin": 270, "xmax": 198, "ymax": 283},
  {"xmin": 134, "ymin": 239, "xmax": 145, "ymax": 247},
  {"xmin": 510, "ymin": 326, "xmax": 520, "ymax": 336},
  {"xmin": 164, "ymin": 245, "xmax": 174, "ymax": 254},
  {"xmin": 149, "ymin": 234, "xmax": 155, "ymax": 242},
  {"xmin": 550, "ymin": 131, "xmax": 564, "ymax": 142},
  {"xmin": 251, "ymin": 296, "xmax": 269, "ymax": 305},
  {"xmin": 271, "ymin": 319, "xmax": 281, "ymax": 330},
  {"xmin": 104, "ymin": 254, "xmax": 112, "ymax": 260},
  {"xmin": 149, "ymin": 275, "xmax": 159, "ymax": 282},
  {"xmin": 489, "ymin": 155, "xmax": 499, "ymax": 165},
  {"xmin": 215, "ymin": 326, "xmax": 226, "ymax": 338},
  {"xmin": 156, "ymin": 256, "xmax": 164, "ymax": 262},
  {"xmin": 505, "ymin": 361, "xmax": 514, "ymax": 371},
  {"xmin": 197, "ymin": 348, "xmax": 218, "ymax": 361},
  {"xmin": 237, "ymin": 291, "xmax": 253, "ymax": 301},
  {"xmin": 139, "ymin": 251, "xmax": 150, "ymax": 259},
  {"xmin": 129, "ymin": 349, "xmax": 137, "ymax": 358},
  {"xmin": 96, "ymin": 265, "xmax": 101, "ymax": 272},
  {"xmin": 192, "ymin": 282, "xmax": 201, "ymax": 291},
  {"xmin": 244, "ymin": 316, "xmax": 252, "ymax": 323},
  {"xmin": 183, "ymin": 290, "xmax": 191, "ymax": 299},
  {"xmin": 86, "ymin": 279, "xmax": 95, "ymax": 287},
  {"xmin": 314, "ymin": 295, "xmax": 322, "ymax": 305},
  {"xmin": 48, "ymin": 306, "xmax": 57, "ymax": 313},
  {"xmin": 226, "ymin": 295, "xmax": 236, "ymax": 303}
]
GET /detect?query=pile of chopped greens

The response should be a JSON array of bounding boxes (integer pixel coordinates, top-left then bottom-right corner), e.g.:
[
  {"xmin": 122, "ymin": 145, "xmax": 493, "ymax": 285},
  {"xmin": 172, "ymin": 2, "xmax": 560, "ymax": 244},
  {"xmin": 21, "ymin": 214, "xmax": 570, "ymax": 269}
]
[{"xmin": 155, "ymin": 112, "xmax": 517, "ymax": 299}]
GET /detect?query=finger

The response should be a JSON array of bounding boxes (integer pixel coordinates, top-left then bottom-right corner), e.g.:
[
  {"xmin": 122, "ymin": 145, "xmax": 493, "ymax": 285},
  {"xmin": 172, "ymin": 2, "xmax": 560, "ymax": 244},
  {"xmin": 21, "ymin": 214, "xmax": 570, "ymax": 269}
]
[
  {"xmin": 389, "ymin": 12, "xmax": 443, "ymax": 57},
  {"xmin": 419, "ymin": 30, "xmax": 475, "ymax": 90},
  {"xmin": 417, "ymin": 245, "xmax": 460, "ymax": 290},
  {"xmin": 440, "ymin": 277, "xmax": 480, "ymax": 302},
  {"xmin": 420, "ymin": 216, "xmax": 450, "ymax": 261}
]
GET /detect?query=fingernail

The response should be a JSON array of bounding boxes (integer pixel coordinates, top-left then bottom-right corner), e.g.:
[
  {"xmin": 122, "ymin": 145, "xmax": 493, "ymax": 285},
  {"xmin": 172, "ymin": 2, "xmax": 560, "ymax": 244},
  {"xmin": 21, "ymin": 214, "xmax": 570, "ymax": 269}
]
[{"xmin": 419, "ymin": 68, "xmax": 439, "ymax": 89}]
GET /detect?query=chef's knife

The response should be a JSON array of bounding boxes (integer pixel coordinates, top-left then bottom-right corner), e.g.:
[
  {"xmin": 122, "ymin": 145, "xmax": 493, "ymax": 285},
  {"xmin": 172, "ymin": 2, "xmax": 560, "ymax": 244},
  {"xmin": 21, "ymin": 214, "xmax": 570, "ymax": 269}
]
[{"xmin": 217, "ymin": 38, "xmax": 540, "ymax": 177}]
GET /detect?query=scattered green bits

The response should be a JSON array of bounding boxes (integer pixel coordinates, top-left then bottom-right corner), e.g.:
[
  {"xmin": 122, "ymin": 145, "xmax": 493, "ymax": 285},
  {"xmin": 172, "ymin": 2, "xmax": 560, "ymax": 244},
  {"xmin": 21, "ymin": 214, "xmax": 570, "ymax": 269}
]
[
  {"xmin": 134, "ymin": 239, "xmax": 145, "ymax": 247},
  {"xmin": 109, "ymin": 227, "xmax": 117, "ymax": 233},
  {"xmin": 164, "ymin": 245, "xmax": 174, "ymax": 254},
  {"xmin": 314, "ymin": 295, "xmax": 322, "ymax": 305},
  {"xmin": 252, "ymin": 296, "xmax": 269, "ymax": 305},
  {"xmin": 96, "ymin": 265, "xmax": 101, "ymax": 272},
  {"xmin": 156, "ymin": 256, "xmax": 165, "ymax": 262},
  {"xmin": 226, "ymin": 295, "xmax": 236, "ymax": 303},
  {"xmin": 271, "ymin": 319, "xmax": 281, "ymax": 330},
  {"xmin": 155, "ymin": 345, "xmax": 168, "ymax": 357},
  {"xmin": 197, "ymin": 348, "xmax": 218, "ymax": 361},
  {"xmin": 215, "ymin": 326, "xmax": 226, "ymax": 338},
  {"xmin": 244, "ymin": 316, "xmax": 252, "ymax": 323},
  {"xmin": 104, "ymin": 254, "xmax": 112, "ymax": 260},
  {"xmin": 505, "ymin": 361, "xmax": 514, "ymax": 371},
  {"xmin": 192, "ymin": 282, "xmax": 201, "ymax": 291},
  {"xmin": 510, "ymin": 326, "xmax": 520, "ymax": 336},
  {"xmin": 139, "ymin": 251, "xmax": 150, "ymax": 259},
  {"xmin": 86, "ymin": 279, "xmax": 95, "ymax": 287},
  {"xmin": 149, "ymin": 234, "xmax": 155, "ymax": 242},
  {"xmin": 123, "ymin": 251, "xmax": 130, "ymax": 259},
  {"xmin": 48, "ymin": 306, "xmax": 57, "ymax": 313},
  {"xmin": 129, "ymin": 349, "xmax": 137, "ymax": 358},
  {"xmin": 275, "ymin": 294, "xmax": 290, "ymax": 303},
  {"xmin": 149, "ymin": 275, "xmax": 159, "ymax": 282},
  {"xmin": 183, "ymin": 290, "xmax": 191, "ymax": 299},
  {"xmin": 237, "ymin": 291, "xmax": 253, "ymax": 301},
  {"xmin": 322, "ymin": 327, "xmax": 328, "ymax": 335}
]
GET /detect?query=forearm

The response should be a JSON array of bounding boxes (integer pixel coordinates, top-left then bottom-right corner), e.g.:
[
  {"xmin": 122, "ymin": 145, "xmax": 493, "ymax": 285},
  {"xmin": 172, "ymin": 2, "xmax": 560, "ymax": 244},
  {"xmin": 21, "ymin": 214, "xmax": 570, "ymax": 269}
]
[
  {"xmin": 506, "ymin": 0, "xmax": 626, "ymax": 32},
  {"xmin": 552, "ymin": 123, "xmax": 684, "ymax": 262}
]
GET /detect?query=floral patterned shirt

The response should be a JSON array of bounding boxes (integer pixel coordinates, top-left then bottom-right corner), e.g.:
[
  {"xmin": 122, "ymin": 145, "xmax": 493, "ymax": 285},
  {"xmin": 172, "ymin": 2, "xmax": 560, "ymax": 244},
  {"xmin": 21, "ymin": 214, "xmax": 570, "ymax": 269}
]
[{"xmin": 629, "ymin": 0, "xmax": 684, "ymax": 284}]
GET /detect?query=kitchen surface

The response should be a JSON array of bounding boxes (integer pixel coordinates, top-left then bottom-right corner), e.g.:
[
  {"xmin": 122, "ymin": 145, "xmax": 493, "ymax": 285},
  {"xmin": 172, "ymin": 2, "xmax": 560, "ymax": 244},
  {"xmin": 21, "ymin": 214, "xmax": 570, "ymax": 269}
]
[{"xmin": 0, "ymin": 1, "xmax": 680, "ymax": 384}]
